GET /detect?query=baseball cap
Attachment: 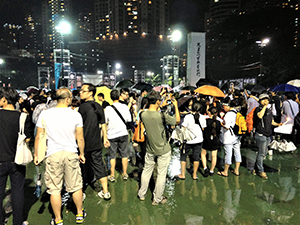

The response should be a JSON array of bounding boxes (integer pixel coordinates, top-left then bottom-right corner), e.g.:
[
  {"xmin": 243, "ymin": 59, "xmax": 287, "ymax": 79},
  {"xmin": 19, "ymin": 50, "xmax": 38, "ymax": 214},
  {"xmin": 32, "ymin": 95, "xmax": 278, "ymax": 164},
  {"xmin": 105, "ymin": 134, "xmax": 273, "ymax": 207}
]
[{"xmin": 259, "ymin": 93, "xmax": 269, "ymax": 101}]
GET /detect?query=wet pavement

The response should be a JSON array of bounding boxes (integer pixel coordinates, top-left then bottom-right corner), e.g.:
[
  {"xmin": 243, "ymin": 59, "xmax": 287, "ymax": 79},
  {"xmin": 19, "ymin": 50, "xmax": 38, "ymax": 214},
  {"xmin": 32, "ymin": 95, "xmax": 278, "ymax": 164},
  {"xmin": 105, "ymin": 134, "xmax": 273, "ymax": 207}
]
[{"xmin": 4, "ymin": 145, "xmax": 300, "ymax": 225}]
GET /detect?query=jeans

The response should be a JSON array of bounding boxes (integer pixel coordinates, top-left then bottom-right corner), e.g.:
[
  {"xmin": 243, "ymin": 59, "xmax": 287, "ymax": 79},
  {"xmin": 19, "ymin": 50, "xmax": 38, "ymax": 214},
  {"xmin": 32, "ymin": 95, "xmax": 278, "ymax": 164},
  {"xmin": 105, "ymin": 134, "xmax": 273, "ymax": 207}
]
[
  {"xmin": 0, "ymin": 162, "xmax": 26, "ymax": 225},
  {"xmin": 254, "ymin": 133, "xmax": 271, "ymax": 173},
  {"xmin": 223, "ymin": 139, "xmax": 242, "ymax": 165},
  {"xmin": 138, "ymin": 151, "xmax": 171, "ymax": 203}
]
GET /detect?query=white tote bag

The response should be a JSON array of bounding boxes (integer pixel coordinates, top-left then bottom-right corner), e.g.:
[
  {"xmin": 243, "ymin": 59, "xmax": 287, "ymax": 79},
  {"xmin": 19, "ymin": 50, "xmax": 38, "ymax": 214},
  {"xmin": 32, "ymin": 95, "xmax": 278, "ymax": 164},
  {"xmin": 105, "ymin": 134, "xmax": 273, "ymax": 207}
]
[{"xmin": 15, "ymin": 113, "xmax": 33, "ymax": 166}]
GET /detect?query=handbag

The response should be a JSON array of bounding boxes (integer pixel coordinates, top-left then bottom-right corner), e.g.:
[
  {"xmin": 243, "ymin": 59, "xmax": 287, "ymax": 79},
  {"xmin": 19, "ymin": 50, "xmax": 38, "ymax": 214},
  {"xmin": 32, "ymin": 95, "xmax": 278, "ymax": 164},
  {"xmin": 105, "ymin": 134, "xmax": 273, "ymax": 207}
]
[
  {"xmin": 36, "ymin": 117, "xmax": 47, "ymax": 164},
  {"xmin": 132, "ymin": 112, "xmax": 145, "ymax": 143},
  {"xmin": 277, "ymin": 140, "xmax": 297, "ymax": 152},
  {"xmin": 15, "ymin": 113, "xmax": 33, "ymax": 166}
]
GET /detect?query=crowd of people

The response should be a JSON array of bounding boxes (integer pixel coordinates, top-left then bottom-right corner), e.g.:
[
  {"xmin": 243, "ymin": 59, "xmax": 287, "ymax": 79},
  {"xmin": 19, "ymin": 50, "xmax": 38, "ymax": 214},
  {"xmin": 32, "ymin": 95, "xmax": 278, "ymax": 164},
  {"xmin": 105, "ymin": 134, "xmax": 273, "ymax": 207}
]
[{"xmin": 0, "ymin": 83, "xmax": 300, "ymax": 225}]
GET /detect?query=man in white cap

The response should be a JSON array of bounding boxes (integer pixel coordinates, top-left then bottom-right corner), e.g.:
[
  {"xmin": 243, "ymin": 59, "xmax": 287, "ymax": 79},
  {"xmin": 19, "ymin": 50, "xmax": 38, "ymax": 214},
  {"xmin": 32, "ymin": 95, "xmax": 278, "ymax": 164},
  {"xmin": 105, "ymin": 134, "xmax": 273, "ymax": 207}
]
[{"xmin": 250, "ymin": 93, "xmax": 282, "ymax": 179}]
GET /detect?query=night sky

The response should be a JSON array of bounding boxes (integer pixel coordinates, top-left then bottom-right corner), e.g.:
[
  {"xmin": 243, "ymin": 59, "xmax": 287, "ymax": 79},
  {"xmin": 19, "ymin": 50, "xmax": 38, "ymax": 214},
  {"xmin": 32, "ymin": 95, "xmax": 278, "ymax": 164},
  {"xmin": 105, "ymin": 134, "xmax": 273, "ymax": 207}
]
[{"xmin": 0, "ymin": 0, "xmax": 208, "ymax": 32}]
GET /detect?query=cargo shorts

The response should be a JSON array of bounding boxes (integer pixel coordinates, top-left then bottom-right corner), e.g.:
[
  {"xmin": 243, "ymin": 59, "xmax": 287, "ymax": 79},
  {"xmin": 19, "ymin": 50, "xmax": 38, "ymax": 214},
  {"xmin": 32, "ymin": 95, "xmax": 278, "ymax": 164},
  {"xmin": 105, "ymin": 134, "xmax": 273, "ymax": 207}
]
[{"xmin": 44, "ymin": 151, "xmax": 83, "ymax": 195}]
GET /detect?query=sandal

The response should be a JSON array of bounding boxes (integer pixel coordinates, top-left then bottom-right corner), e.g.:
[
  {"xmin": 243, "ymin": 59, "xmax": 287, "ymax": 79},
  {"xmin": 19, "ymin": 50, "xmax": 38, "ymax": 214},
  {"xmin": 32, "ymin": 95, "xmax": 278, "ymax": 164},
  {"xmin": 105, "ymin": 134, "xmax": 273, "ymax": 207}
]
[
  {"xmin": 217, "ymin": 171, "xmax": 228, "ymax": 177},
  {"xmin": 230, "ymin": 170, "xmax": 240, "ymax": 176},
  {"xmin": 174, "ymin": 175, "xmax": 185, "ymax": 180},
  {"xmin": 152, "ymin": 196, "xmax": 168, "ymax": 205}
]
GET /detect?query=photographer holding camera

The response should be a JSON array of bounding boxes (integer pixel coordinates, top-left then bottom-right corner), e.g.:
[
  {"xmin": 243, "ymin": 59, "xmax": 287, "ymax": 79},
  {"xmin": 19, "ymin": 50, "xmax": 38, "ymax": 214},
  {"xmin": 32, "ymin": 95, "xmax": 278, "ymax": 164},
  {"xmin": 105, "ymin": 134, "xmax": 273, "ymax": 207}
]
[{"xmin": 137, "ymin": 90, "xmax": 180, "ymax": 205}]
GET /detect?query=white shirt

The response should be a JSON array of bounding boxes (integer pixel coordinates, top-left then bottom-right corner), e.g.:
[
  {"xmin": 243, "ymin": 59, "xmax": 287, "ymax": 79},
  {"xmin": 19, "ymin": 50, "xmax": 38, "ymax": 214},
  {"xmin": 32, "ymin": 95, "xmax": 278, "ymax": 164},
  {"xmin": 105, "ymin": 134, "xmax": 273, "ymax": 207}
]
[
  {"xmin": 105, "ymin": 102, "xmax": 132, "ymax": 139},
  {"xmin": 221, "ymin": 110, "xmax": 238, "ymax": 144},
  {"xmin": 281, "ymin": 99, "xmax": 299, "ymax": 125},
  {"xmin": 182, "ymin": 113, "xmax": 207, "ymax": 144},
  {"xmin": 37, "ymin": 107, "xmax": 83, "ymax": 157}
]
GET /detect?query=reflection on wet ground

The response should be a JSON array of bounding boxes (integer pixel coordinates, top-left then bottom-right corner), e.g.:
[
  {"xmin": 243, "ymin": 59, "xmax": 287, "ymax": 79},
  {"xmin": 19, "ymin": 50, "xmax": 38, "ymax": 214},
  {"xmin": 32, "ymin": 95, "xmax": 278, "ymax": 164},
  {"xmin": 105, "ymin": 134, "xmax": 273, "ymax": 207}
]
[{"xmin": 4, "ymin": 145, "xmax": 300, "ymax": 224}]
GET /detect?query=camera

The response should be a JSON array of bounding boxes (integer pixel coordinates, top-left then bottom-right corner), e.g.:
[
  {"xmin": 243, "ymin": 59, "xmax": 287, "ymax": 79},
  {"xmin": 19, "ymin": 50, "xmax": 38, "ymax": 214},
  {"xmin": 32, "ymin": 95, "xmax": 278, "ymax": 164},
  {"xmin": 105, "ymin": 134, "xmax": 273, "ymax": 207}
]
[{"xmin": 167, "ymin": 100, "xmax": 172, "ymax": 105}]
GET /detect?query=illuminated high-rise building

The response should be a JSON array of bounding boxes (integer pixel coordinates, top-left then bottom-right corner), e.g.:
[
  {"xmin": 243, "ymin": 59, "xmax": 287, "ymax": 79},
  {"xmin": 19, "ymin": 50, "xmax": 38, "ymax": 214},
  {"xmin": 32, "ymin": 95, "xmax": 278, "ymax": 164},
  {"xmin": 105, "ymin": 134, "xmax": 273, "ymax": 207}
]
[{"xmin": 94, "ymin": 0, "xmax": 169, "ymax": 39}]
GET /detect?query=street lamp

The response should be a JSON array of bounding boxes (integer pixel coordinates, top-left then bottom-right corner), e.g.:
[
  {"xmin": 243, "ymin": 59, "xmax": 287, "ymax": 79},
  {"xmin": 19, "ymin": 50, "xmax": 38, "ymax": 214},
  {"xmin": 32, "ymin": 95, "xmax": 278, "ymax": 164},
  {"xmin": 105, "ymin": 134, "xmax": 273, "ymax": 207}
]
[
  {"xmin": 56, "ymin": 20, "xmax": 71, "ymax": 87},
  {"xmin": 0, "ymin": 58, "xmax": 4, "ymax": 87},
  {"xmin": 171, "ymin": 29, "xmax": 182, "ymax": 87},
  {"xmin": 256, "ymin": 38, "xmax": 270, "ymax": 77}
]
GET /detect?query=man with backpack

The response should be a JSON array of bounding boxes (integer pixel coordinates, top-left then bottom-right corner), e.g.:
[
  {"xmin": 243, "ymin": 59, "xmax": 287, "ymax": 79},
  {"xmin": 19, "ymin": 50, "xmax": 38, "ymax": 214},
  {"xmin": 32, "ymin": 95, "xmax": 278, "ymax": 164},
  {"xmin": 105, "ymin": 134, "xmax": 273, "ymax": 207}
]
[
  {"xmin": 218, "ymin": 97, "xmax": 242, "ymax": 177},
  {"xmin": 250, "ymin": 93, "xmax": 282, "ymax": 179}
]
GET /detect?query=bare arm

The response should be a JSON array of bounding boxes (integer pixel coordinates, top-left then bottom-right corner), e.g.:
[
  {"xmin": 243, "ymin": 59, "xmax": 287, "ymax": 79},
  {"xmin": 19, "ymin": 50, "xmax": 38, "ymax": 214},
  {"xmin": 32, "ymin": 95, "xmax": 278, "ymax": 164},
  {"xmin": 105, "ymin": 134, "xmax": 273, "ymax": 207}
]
[
  {"xmin": 34, "ymin": 127, "xmax": 45, "ymax": 165},
  {"xmin": 172, "ymin": 99, "xmax": 181, "ymax": 125},
  {"xmin": 75, "ymin": 127, "xmax": 86, "ymax": 164},
  {"xmin": 257, "ymin": 105, "xmax": 267, "ymax": 119},
  {"xmin": 101, "ymin": 123, "xmax": 110, "ymax": 148}
]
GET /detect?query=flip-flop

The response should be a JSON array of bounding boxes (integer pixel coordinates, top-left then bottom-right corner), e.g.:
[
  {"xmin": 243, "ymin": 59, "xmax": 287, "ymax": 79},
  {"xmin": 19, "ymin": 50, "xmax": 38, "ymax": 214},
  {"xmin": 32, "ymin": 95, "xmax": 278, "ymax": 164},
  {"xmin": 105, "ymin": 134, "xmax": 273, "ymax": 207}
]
[
  {"xmin": 192, "ymin": 177, "xmax": 199, "ymax": 180},
  {"xmin": 174, "ymin": 175, "xmax": 185, "ymax": 180},
  {"xmin": 230, "ymin": 170, "xmax": 240, "ymax": 176},
  {"xmin": 217, "ymin": 172, "xmax": 228, "ymax": 177}
]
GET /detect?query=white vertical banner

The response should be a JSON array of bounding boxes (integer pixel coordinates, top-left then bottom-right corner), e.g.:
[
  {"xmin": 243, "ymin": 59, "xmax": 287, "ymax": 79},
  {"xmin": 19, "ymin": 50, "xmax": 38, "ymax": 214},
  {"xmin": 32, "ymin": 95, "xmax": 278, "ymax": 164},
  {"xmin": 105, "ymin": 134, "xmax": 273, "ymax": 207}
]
[{"xmin": 187, "ymin": 32, "xmax": 206, "ymax": 86}]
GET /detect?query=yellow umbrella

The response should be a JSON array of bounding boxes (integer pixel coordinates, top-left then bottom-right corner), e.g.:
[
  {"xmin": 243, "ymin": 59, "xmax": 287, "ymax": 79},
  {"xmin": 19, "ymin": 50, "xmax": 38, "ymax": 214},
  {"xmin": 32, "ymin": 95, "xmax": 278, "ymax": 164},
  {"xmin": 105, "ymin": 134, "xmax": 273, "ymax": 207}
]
[
  {"xmin": 194, "ymin": 85, "xmax": 225, "ymax": 98},
  {"xmin": 94, "ymin": 86, "xmax": 113, "ymax": 105}
]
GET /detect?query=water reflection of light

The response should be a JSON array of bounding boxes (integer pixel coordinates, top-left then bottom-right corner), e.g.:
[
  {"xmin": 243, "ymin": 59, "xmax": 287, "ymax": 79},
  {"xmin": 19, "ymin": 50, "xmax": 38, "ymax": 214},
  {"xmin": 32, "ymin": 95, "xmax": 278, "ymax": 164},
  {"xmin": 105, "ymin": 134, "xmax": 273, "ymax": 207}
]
[{"xmin": 168, "ymin": 147, "xmax": 181, "ymax": 178}]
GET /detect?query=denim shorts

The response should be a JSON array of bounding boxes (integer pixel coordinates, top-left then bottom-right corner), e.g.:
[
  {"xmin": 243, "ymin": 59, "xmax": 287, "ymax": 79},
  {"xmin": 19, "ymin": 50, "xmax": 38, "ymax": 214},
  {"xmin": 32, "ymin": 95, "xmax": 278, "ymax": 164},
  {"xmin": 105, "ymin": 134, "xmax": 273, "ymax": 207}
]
[{"xmin": 223, "ymin": 139, "xmax": 242, "ymax": 165}]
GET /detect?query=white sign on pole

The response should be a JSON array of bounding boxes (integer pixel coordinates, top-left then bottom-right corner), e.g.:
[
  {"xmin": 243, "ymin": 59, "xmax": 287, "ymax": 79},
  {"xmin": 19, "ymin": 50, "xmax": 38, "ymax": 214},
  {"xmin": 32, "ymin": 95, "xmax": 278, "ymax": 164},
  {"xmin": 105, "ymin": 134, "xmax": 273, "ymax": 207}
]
[{"xmin": 187, "ymin": 32, "xmax": 206, "ymax": 86}]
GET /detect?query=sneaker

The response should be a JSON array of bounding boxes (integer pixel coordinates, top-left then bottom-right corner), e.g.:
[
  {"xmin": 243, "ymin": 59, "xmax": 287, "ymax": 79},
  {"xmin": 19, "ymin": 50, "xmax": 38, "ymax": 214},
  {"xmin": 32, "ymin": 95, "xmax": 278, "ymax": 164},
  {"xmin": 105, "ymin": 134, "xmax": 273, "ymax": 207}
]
[
  {"xmin": 122, "ymin": 174, "xmax": 129, "ymax": 180},
  {"xmin": 203, "ymin": 168, "xmax": 210, "ymax": 177},
  {"xmin": 98, "ymin": 190, "xmax": 111, "ymax": 200},
  {"xmin": 76, "ymin": 210, "xmax": 87, "ymax": 224},
  {"xmin": 22, "ymin": 221, "xmax": 29, "ymax": 225},
  {"xmin": 258, "ymin": 172, "xmax": 268, "ymax": 180},
  {"xmin": 152, "ymin": 196, "xmax": 168, "ymax": 206},
  {"xmin": 50, "ymin": 219, "xmax": 63, "ymax": 225},
  {"xmin": 251, "ymin": 170, "xmax": 256, "ymax": 175},
  {"xmin": 108, "ymin": 175, "xmax": 115, "ymax": 182},
  {"xmin": 209, "ymin": 171, "xmax": 214, "ymax": 176}
]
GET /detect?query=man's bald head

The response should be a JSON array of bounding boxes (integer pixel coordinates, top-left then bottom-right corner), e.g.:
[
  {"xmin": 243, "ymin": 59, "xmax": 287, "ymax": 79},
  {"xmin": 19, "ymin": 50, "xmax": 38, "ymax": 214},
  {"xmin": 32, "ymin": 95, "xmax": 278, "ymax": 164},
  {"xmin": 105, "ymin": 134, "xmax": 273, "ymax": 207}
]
[{"xmin": 56, "ymin": 88, "xmax": 72, "ymax": 103}]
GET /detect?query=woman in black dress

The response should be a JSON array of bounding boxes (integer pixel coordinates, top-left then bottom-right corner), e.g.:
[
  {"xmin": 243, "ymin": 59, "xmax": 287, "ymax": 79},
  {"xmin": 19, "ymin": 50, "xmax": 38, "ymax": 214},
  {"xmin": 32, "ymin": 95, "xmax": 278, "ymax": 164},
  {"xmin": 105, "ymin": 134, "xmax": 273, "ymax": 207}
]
[{"xmin": 201, "ymin": 106, "xmax": 221, "ymax": 177}]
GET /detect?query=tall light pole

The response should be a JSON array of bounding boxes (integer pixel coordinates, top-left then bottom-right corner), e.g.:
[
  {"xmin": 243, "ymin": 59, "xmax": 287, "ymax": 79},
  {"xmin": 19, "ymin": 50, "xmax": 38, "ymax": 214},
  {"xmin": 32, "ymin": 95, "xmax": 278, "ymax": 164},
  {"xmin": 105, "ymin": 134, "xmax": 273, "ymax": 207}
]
[
  {"xmin": 115, "ymin": 63, "xmax": 122, "ymax": 82},
  {"xmin": 171, "ymin": 30, "xmax": 182, "ymax": 87},
  {"xmin": 56, "ymin": 20, "xmax": 71, "ymax": 87},
  {"xmin": 256, "ymin": 38, "xmax": 270, "ymax": 77},
  {"xmin": 0, "ymin": 58, "xmax": 3, "ymax": 87}
]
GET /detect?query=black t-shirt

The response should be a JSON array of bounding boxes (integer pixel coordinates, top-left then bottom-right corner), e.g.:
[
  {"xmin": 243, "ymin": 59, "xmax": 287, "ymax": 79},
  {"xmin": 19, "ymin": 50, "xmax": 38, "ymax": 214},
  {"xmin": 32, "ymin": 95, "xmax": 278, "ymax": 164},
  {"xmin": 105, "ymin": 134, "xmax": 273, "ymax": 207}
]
[
  {"xmin": 78, "ymin": 101, "xmax": 105, "ymax": 152},
  {"xmin": 0, "ymin": 110, "xmax": 32, "ymax": 162},
  {"xmin": 254, "ymin": 106, "xmax": 273, "ymax": 137},
  {"xmin": 102, "ymin": 100, "xmax": 110, "ymax": 109},
  {"xmin": 202, "ymin": 118, "xmax": 221, "ymax": 150}
]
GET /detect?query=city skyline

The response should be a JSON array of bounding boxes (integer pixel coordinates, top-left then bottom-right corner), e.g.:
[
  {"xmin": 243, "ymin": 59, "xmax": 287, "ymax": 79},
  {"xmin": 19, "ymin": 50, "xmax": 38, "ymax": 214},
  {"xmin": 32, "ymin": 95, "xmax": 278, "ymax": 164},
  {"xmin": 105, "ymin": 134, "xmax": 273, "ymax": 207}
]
[{"xmin": 0, "ymin": 0, "xmax": 207, "ymax": 32}]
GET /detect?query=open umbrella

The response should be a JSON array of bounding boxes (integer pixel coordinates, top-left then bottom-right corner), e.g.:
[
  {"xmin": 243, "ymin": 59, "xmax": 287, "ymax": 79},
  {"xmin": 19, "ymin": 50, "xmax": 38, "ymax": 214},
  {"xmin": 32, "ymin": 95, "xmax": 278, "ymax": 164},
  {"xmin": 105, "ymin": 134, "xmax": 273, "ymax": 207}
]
[
  {"xmin": 244, "ymin": 84, "xmax": 255, "ymax": 91},
  {"xmin": 131, "ymin": 82, "xmax": 153, "ymax": 91},
  {"xmin": 114, "ymin": 79, "xmax": 134, "ymax": 89},
  {"xmin": 194, "ymin": 85, "xmax": 225, "ymax": 98},
  {"xmin": 178, "ymin": 96, "xmax": 192, "ymax": 108},
  {"xmin": 153, "ymin": 85, "xmax": 173, "ymax": 92},
  {"xmin": 95, "ymin": 86, "xmax": 113, "ymax": 105},
  {"xmin": 287, "ymin": 79, "xmax": 300, "ymax": 88},
  {"xmin": 180, "ymin": 86, "xmax": 197, "ymax": 91},
  {"xmin": 269, "ymin": 84, "xmax": 300, "ymax": 92},
  {"xmin": 251, "ymin": 84, "xmax": 266, "ymax": 94}
]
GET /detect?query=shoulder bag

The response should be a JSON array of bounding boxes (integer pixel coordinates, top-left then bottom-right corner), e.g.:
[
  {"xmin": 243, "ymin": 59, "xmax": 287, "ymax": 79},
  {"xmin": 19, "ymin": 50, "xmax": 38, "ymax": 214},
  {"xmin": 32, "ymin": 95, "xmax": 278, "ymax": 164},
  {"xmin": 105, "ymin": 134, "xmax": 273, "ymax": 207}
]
[
  {"xmin": 132, "ymin": 111, "xmax": 145, "ymax": 143},
  {"xmin": 15, "ymin": 113, "xmax": 33, "ymax": 166}
]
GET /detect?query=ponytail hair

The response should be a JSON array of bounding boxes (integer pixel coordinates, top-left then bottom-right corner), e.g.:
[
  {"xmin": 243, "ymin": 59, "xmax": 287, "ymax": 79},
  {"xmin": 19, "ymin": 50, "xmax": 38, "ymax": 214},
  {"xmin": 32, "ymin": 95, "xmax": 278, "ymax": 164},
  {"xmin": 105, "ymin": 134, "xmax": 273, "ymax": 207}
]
[
  {"xmin": 192, "ymin": 102, "xmax": 202, "ymax": 127},
  {"xmin": 208, "ymin": 106, "xmax": 218, "ymax": 136}
]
